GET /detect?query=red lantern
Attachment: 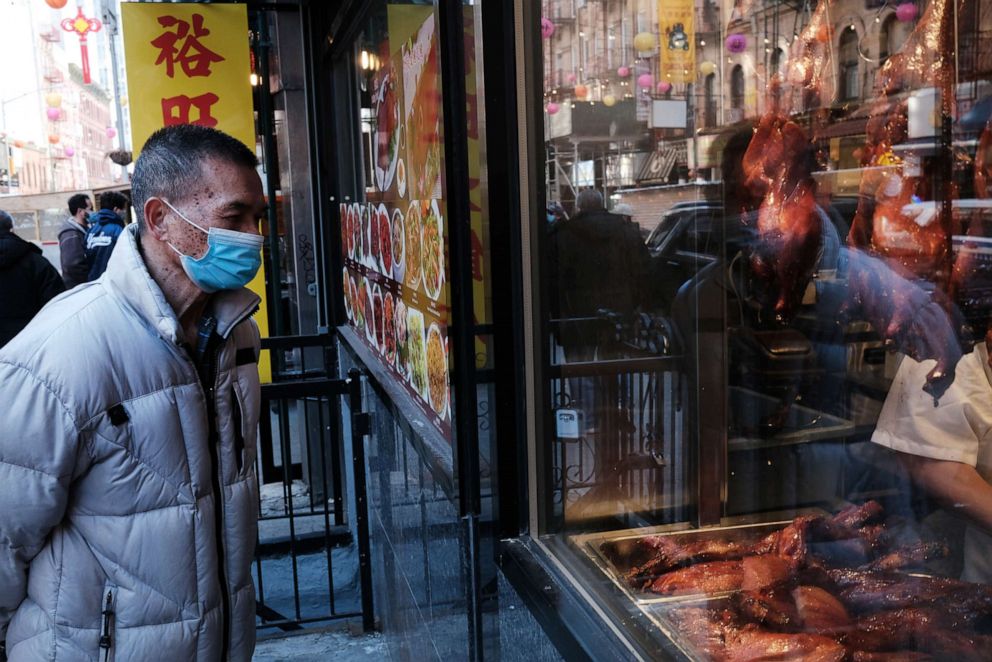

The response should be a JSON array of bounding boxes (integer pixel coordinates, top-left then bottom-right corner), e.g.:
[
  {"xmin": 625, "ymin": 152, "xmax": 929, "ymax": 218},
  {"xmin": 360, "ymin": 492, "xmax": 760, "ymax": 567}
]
[
  {"xmin": 13, "ymin": 140, "xmax": 25, "ymax": 148},
  {"xmin": 48, "ymin": 134, "xmax": 60, "ymax": 144},
  {"xmin": 61, "ymin": 7, "xmax": 102, "ymax": 85},
  {"xmin": 45, "ymin": 0, "xmax": 68, "ymax": 8},
  {"xmin": 574, "ymin": 84, "xmax": 589, "ymax": 100}
]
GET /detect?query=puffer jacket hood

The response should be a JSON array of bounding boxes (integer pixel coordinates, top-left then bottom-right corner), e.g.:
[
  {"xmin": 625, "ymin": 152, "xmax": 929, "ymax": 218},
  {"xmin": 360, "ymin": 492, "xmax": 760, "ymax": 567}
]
[
  {"xmin": 0, "ymin": 224, "xmax": 262, "ymax": 661},
  {"xmin": 0, "ymin": 232, "xmax": 39, "ymax": 269},
  {"xmin": 88, "ymin": 208, "xmax": 124, "ymax": 228}
]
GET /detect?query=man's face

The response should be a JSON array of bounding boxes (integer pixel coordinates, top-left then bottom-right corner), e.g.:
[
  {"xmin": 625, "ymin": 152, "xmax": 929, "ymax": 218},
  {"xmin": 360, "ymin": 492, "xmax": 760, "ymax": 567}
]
[
  {"xmin": 76, "ymin": 199, "xmax": 92, "ymax": 224},
  {"xmin": 164, "ymin": 157, "xmax": 266, "ymax": 261}
]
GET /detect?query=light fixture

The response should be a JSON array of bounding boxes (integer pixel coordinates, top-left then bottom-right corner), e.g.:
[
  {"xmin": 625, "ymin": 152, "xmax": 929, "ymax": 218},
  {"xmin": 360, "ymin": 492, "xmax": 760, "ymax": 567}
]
[
  {"xmin": 360, "ymin": 49, "xmax": 370, "ymax": 71},
  {"xmin": 250, "ymin": 72, "xmax": 259, "ymax": 86},
  {"xmin": 579, "ymin": 31, "xmax": 585, "ymax": 37},
  {"xmin": 764, "ymin": 37, "xmax": 770, "ymax": 44}
]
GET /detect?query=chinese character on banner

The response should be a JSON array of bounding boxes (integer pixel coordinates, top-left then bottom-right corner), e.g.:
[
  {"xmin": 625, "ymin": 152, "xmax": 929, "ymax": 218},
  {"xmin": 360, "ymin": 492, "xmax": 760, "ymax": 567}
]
[
  {"xmin": 151, "ymin": 14, "xmax": 225, "ymax": 79},
  {"xmin": 162, "ymin": 93, "xmax": 220, "ymax": 127}
]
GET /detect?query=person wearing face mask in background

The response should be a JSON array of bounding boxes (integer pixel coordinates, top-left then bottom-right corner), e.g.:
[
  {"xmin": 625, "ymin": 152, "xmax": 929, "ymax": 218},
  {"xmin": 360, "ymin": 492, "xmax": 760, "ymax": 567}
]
[
  {"xmin": 59, "ymin": 193, "xmax": 93, "ymax": 289},
  {"xmin": 0, "ymin": 125, "xmax": 266, "ymax": 661}
]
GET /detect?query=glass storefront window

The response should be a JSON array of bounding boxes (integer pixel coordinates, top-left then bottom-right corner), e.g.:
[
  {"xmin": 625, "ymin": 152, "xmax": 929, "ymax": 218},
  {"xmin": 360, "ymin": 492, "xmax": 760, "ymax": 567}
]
[
  {"xmin": 344, "ymin": 2, "xmax": 455, "ymax": 440},
  {"xmin": 536, "ymin": 0, "xmax": 992, "ymax": 657}
]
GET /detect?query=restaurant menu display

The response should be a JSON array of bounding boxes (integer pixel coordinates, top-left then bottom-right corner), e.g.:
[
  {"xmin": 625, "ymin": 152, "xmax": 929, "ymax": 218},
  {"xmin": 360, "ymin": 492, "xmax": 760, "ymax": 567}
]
[{"xmin": 342, "ymin": 8, "xmax": 451, "ymax": 440}]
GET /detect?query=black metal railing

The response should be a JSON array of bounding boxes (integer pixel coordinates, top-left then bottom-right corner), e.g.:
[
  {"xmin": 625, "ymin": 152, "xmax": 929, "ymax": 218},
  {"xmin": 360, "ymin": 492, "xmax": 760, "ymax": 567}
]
[
  {"xmin": 548, "ymin": 314, "xmax": 691, "ymax": 529},
  {"xmin": 254, "ymin": 334, "xmax": 374, "ymax": 633}
]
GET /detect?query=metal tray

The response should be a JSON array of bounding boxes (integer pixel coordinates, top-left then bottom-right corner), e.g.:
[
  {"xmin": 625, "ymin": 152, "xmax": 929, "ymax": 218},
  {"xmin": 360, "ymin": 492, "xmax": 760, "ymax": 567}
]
[
  {"xmin": 571, "ymin": 516, "xmax": 821, "ymax": 606},
  {"xmin": 728, "ymin": 387, "xmax": 855, "ymax": 450}
]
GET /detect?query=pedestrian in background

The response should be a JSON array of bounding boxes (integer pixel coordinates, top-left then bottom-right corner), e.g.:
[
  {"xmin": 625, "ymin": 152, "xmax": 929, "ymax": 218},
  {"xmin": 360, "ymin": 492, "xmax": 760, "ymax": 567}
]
[
  {"xmin": 0, "ymin": 125, "xmax": 266, "ymax": 661},
  {"xmin": 85, "ymin": 190, "xmax": 129, "ymax": 281},
  {"xmin": 59, "ymin": 193, "xmax": 92, "ymax": 289},
  {"xmin": 0, "ymin": 210, "xmax": 64, "ymax": 348}
]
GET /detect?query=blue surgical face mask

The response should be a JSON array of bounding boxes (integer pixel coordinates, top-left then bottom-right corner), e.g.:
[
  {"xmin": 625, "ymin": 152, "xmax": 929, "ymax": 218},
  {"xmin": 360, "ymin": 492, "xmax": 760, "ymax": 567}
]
[{"xmin": 161, "ymin": 198, "xmax": 264, "ymax": 293}]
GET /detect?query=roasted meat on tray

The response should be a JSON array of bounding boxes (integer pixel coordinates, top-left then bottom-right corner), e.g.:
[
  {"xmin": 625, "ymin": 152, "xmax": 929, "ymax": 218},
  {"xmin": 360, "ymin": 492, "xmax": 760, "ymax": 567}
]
[{"xmin": 602, "ymin": 499, "xmax": 992, "ymax": 660}]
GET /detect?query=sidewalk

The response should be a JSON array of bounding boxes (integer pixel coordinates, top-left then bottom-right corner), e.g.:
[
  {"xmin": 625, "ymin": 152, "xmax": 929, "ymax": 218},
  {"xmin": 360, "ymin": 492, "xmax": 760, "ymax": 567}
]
[{"xmin": 253, "ymin": 626, "xmax": 388, "ymax": 662}]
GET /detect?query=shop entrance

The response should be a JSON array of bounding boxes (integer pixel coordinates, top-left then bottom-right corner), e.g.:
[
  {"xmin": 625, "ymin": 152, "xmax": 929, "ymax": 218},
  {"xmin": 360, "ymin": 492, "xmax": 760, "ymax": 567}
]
[{"xmin": 253, "ymin": 333, "xmax": 375, "ymax": 634}]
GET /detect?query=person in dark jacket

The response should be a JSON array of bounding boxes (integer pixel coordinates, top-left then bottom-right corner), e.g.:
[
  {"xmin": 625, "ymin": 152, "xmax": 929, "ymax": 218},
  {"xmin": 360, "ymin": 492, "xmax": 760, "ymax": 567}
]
[
  {"xmin": 0, "ymin": 210, "xmax": 65, "ymax": 348},
  {"xmin": 58, "ymin": 193, "xmax": 92, "ymax": 288},
  {"xmin": 85, "ymin": 190, "xmax": 129, "ymax": 281},
  {"xmin": 549, "ymin": 189, "xmax": 650, "ymax": 361}
]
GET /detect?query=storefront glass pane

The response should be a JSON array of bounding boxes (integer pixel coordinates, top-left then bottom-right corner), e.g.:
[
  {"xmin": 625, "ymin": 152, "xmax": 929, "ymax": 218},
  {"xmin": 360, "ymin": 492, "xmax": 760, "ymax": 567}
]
[
  {"xmin": 537, "ymin": 0, "xmax": 992, "ymax": 657},
  {"xmin": 343, "ymin": 2, "xmax": 454, "ymax": 442}
]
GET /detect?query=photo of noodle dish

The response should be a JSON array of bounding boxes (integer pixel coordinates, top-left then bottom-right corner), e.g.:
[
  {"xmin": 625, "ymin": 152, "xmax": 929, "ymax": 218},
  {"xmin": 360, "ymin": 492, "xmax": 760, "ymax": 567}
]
[
  {"xmin": 402, "ymin": 14, "xmax": 442, "ymax": 200},
  {"xmin": 405, "ymin": 200, "xmax": 423, "ymax": 290},
  {"xmin": 372, "ymin": 60, "xmax": 401, "ymax": 192},
  {"xmin": 406, "ymin": 307, "xmax": 428, "ymax": 400},
  {"xmin": 378, "ymin": 203, "xmax": 392, "ymax": 277},
  {"xmin": 391, "ymin": 207, "xmax": 405, "ymax": 283},
  {"xmin": 421, "ymin": 199, "xmax": 444, "ymax": 301},
  {"xmin": 426, "ymin": 323, "xmax": 448, "ymax": 418},
  {"xmin": 395, "ymin": 299, "xmax": 408, "ymax": 377}
]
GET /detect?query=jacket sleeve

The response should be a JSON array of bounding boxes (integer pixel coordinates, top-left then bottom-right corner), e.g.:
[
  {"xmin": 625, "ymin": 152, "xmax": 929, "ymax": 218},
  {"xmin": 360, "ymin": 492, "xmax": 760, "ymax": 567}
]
[
  {"xmin": 0, "ymin": 361, "xmax": 84, "ymax": 642},
  {"xmin": 59, "ymin": 231, "xmax": 89, "ymax": 287}
]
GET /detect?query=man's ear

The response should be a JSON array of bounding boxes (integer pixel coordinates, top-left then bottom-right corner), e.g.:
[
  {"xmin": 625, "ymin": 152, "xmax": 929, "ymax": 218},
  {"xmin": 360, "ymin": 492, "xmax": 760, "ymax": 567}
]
[{"xmin": 143, "ymin": 198, "xmax": 170, "ymax": 241}]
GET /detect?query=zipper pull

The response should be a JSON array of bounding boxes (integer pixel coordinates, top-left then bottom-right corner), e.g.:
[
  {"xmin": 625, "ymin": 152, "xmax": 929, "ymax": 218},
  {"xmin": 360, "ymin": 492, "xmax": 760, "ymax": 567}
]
[{"xmin": 99, "ymin": 590, "xmax": 114, "ymax": 655}]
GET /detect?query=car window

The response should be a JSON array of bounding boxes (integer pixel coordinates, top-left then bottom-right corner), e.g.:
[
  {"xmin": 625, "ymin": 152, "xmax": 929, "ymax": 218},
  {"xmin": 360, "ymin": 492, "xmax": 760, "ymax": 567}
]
[
  {"xmin": 673, "ymin": 212, "xmax": 713, "ymax": 255},
  {"xmin": 646, "ymin": 213, "xmax": 682, "ymax": 250}
]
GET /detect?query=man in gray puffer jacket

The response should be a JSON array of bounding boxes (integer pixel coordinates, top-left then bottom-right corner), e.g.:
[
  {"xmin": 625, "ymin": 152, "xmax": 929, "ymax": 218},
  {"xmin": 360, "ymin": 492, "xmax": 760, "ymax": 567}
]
[{"xmin": 0, "ymin": 124, "xmax": 268, "ymax": 661}]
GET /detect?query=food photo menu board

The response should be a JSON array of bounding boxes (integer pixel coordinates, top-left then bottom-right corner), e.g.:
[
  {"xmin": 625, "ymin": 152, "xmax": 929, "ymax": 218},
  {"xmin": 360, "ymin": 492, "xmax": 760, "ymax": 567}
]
[{"xmin": 341, "ymin": 7, "xmax": 451, "ymax": 440}]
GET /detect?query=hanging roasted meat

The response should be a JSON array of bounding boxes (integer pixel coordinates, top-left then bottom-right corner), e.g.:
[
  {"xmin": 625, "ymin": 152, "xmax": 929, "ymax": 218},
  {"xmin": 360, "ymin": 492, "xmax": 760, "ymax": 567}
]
[
  {"xmin": 844, "ymin": 0, "xmax": 969, "ymax": 399},
  {"xmin": 741, "ymin": 0, "xmax": 833, "ymax": 323}
]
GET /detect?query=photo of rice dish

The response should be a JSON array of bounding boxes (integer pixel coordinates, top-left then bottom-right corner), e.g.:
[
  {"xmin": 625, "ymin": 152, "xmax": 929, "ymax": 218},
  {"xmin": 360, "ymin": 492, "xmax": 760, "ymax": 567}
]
[
  {"xmin": 395, "ymin": 299, "xmax": 408, "ymax": 377},
  {"xmin": 383, "ymin": 293, "xmax": 396, "ymax": 365},
  {"xmin": 406, "ymin": 308, "xmax": 428, "ymax": 399},
  {"xmin": 421, "ymin": 200, "xmax": 444, "ymax": 301},
  {"xmin": 426, "ymin": 323, "xmax": 447, "ymax": 418},
  {"xmin": 378, "ymin": 203, "xmax": 392, "ymax": 277},
  {"xmin": 405, "ymin": 200, "xmax": 423, "ymax": 290},
  {"xmin": 392, "ymin": 208, "xmax": 405, "ymax": 283}
]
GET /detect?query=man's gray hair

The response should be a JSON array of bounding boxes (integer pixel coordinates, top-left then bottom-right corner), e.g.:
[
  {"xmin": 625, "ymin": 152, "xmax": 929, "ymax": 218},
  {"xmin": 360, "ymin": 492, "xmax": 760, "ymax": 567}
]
[
  {"xmin": 131, "ymin": 125, "xmax": 258, "ymax": 233},
  {"xmin": 0, "ymin": 210, "xmax": 13, "ymax": 233},
  {"xmin": 576, "ymin": 189, "xmax": 605, "ymax": 213}
]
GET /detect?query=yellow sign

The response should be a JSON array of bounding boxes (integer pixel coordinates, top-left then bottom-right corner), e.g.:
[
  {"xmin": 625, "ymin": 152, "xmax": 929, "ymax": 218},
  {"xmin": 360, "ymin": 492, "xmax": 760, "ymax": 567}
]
[
  {"xmin": 658, "ymin": 0, "xmax": 696, "ymax": 84},
  {"xmin": 121, "ymin": 3, "xmax": 254, "ymax": 153},
  {"xmin": 122, "ymin": 3, "xmax": 271, "ymax": 381}
]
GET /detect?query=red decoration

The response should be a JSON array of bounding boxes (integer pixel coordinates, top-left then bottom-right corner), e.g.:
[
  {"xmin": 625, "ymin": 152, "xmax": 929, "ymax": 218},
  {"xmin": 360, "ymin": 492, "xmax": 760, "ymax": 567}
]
[
  {"xmin": 896, "ymin": 2, "xmax": 918, "ymax": 22},
  {"xmin": 45, "ymin": 0, "xmax": 68, "ymax": 8},
  {"xmin": 48, "ymin": 134, "xmax": 60, "ymax": 144},
  {"xmin": 61, "ymin": 7, "xmax": 102, "ymax": 85}
]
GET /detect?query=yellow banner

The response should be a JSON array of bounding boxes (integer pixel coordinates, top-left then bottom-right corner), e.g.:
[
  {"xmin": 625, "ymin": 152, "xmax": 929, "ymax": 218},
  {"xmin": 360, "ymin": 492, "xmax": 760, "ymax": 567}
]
[
  {"xmin": 121, "ymin": 3, "xmax": 271, "ymax": 381},
  {"xmin": 659, "ymin": 0, "xmax": 696, "ymax": 84}
]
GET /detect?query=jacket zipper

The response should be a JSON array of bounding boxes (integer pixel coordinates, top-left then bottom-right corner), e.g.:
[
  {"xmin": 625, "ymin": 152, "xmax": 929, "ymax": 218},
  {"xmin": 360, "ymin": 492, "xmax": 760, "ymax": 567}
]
[
  {"xmin": 200, "ymin": 334, "xmax": 232, "ymax": 662},
  {"xmin": 99, "ymin": 586, "xmax": 117, "ymax": 662},
  {"xmin": 171, "ymin": 304, "xmax": 258, "ymax": 660}
]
